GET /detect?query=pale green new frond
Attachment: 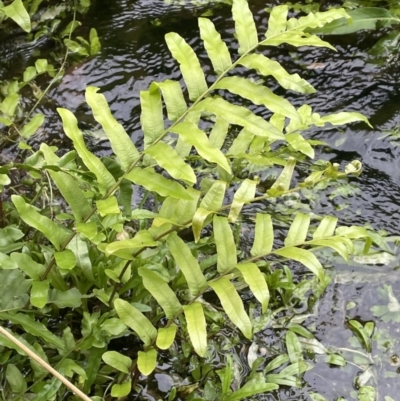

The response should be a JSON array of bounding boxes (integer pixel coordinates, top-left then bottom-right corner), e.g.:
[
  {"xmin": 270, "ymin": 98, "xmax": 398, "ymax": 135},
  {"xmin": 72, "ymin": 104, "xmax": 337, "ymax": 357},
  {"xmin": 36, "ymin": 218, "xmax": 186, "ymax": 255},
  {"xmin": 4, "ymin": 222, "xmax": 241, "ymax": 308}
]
[
  {"xmin": 285, "ymin": 213, "xmax": 310, "ymax": 247},
  {"xmin": 213, "ymin": 216, "xmax": 237, "ymax": 274},
  {"xmin": 151, "ymin": 81, "xmax": 187, "ymax": 122},
  {"xmin": 228, "ymin": 178, "xmax": 257, "ymax": 222},
  {"xmin": 232, "ymin": 0, "xmax": 258, "ymax": 55},
  {"xmin": 165, "ymin": 32, "xmax": 208, "ymax": 101},
  {"xmin": 183, "ymin": 303, "xmax": 207, "ymax": 357},
  {"xmin": 313, "ymin": 216, "xmax": 338, "ymax": 240},
  {"xmin": 251, "ymin": 213, "xmax": 274, "ymax": 257}
]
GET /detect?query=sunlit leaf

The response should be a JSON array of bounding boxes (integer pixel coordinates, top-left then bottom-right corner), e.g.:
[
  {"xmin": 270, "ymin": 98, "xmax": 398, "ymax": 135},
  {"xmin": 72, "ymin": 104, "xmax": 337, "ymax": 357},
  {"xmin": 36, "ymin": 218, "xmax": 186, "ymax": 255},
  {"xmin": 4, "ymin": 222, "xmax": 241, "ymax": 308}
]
[
  {"xmin": 251, "ymin": 213, "xmax": 274, "ymax": 257},
  {"xmin": 156, "ymin": 325, "xmax": 177, "ymax": 350},
  {"xmin": 232, "ymin": 0, "xmax": 258, "ymax": 55},
  {"xmin": 183, "ymin": 302, "xmax": 207, "ymax": 357},
  {"xmin": 313, "ymin": 216, "xmax": 338, "ymax": 240},
  {"xmin": 228, "ymin": 179, "xmax": 257, "ymax": 222},
  {"xmin": 137, "ymin": 348, "xmax": 157, "ymax": 376},
  {"xmin": 3, "ymin": 0, "xmax": 31, "ymax": 32},
  {"xmin": 214, "ymin": 216, "xmax": 237, "ymax": 274},
  {"xmin": 285, "ymin": 213, "xmax": 310, "ymax": 247},
  {"xmin": 102, "ymin": 351, "xmax": 132, "ymax": 374}
]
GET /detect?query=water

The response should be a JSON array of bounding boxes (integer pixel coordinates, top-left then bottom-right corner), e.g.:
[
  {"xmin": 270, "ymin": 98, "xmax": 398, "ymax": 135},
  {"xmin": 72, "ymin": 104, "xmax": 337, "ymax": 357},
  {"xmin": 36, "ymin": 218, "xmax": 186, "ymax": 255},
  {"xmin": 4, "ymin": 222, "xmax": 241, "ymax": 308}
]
[{"xmin": 3, "ymin": 0, "xmax": 400, "ymax": 399}]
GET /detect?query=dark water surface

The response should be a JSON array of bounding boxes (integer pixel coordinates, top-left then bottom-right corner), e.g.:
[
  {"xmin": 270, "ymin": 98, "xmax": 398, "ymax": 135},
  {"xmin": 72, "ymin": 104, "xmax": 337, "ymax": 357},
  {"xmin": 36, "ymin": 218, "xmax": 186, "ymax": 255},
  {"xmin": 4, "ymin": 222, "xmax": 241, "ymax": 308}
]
[{"xmin": 5, "ymin": 0, "xmax": 400, "ymax": 399}]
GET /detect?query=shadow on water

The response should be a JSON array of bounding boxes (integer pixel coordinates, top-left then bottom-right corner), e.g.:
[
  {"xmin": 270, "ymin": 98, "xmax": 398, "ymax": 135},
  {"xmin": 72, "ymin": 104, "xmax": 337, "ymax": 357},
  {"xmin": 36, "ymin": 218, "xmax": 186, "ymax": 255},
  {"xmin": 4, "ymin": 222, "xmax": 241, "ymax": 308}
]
[{"xmin": 2, "ymin": 0, "xmax": 400, "ymax": 399}]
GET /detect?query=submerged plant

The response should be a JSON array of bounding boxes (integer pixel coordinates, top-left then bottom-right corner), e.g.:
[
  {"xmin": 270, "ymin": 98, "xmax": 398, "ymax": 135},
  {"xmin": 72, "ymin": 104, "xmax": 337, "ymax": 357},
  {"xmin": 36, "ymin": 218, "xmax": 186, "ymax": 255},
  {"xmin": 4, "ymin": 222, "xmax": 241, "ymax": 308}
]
[{"xmin": 0, "ymin": 0, "xmax": 386, "ymax": 400}]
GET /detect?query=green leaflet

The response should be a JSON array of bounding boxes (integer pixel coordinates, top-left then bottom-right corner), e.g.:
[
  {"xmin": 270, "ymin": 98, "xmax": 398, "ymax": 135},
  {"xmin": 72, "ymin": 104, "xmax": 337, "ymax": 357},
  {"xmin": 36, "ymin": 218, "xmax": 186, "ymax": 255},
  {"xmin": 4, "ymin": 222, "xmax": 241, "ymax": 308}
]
[
  {"xmin": 237, "ymin": 263, "xmax": 270, "ymax": 313},
  {"xmin": 3, "ymin": 0, "xmax": 31, "ymax": 32},
  {"xmin": 140, "ymin": 84, "xmax": 164, "ymax": 146},
  {"xmin": 114, "ymin": 299, "xmax": 157, "ymax": 347},
  {"xmin": 102, "ymin": 351, "xmax": 132, "ymax": 374},
  {"xmin": 285, "ymin": 213, "xmax": 310, "ymax": 247},
  {"xmin": 265, "ymin": 354, "xmax": 289, "ymax": 373},
  {"xmin": 167, "ymin": 233, "xmax": 207, "ymax": 296},
  {"xmin": 96, "ymin": 197, "xmax": 120, "ymax": 217},
  {"xmin": 313, "ymin": 217, "xmax": 338, "ymax": 239},
  {"xmin": 10, "ymin": 253, "xmax": 45, "ymax": 280},
  {"xmin": 111, "ymin": 382, "xmax": 131, "ymax": 398},
  {"xmin": 226, "ymin": 382, "xmax": 279, "ymax": 401},
  {"xmin": 85, "ymin": 86, "xmax": 139, "ymax": 169},
  {"xmin": 269, "ymin": 157, "xmax": 296, "ymax": 194},
  {"xmin": 12, "ymin": 195, "xmax": 70, "ymax": 251},
  {"xmin": 286, "ymin": 331, "xmax": 303, "ymax": 364},
  {"xmin": 286, "ymin": 133, "xmax": 314, "ymax": 158},
  {"xmin": 125, "ymin": 167, "xmax": 193, "ymax": 200},
  {"xmin": 266, "ymin": 4, "xmax": 288, "ymax": 37},
  {"xmin": 228, "ymin": 178, "xmax": 257, "ymax": 222},
  {"xmin": 6, "ymin": 364, "xmax": 26, "ymax": 394},
  {"xmin": 214, "ymin": 216, "xmax": 237, "ymax": 274},
  {"xmin": 251, "ymin": 214, "xmax": 274, "ymax": 257},
  {"xmin": 193, "ymin": 180, "xmax": 227, "ymax": 242},
  {"xmin": 151, "ymin": 81, "xmax": 187, "ymax": 121},
  {"xmin": 215, "ymin": 77, "xmax": 300, "ymax": 122},
  {"xmin": 309, "ymin": 238, "xmax": 352, "ymax": 262},
  {"xmin": 165, "ymin": 32, "xmax": 208, "ymax": 101},
  {"xmin": 156, "ymin": 325, "xmax": 177, "ymax": 350},
  {"xmin": 138, "ymin": 267, "xmax": 182, "ymax": 319},
  {"xmin": 171, "ymin": 122, "xmax": 231, "ymax": 174},
  {"xmin": 30, "ymin": 280, "xmax": 49, "ymax": 308},
  {"xmin": 198, "ymin": 18, "xmax": 232, "ymax": 75},
  {"xmin": 137, "ymin": 348, "xmax": 157, "ymax": 376},
  {"xmin": 183, "ymin": 302, "xmax": 207, "ymax": 357},
  {"xmin": 209, "ymin": 277, "xmax": 252, "ymax": 339},
  {"xmin": 274, "ymin": 247, "xmax": 325, "ymax": 282},
  {"xmin": 209, "ymin": 117, "xmax": 230, "ymax": 149},
  {"xmin": 228, "ymin": 129, "xmax": 254, "ymax": 155},
  {"xmin": 105, "ymin": 230, "xmax": 158, "ymax": 259},
  {"xmin": 20, "ymin": 113, "xmax": 44, "ymax": 139},
  {"xmin": 232, "ymin": 0, "xmax": 258, "ymax": 55},
  {"xmin": 57, "ymin": 108, "xmax": 116, "ymax": 195},
  {"xmin": 239, "ymin": 53, "xmax": 315, "ymax": 94},
  {"xmin": 40, "ymin": 144, "xmax": 92, "ymax": 222},
  {"xmin": 0, "ymin": 312, "xmax": 64, "ymax": 350},
  {"xmin": 144, "ymin": 142, "xmax": 196, "ymax": 185},
  {"xmin": 318, "ymin": 111, "xmax": 372, "ymax": 128},
  {"xmin": 193, "ymin": 97, "xmax": 284, "ymax": 141}
]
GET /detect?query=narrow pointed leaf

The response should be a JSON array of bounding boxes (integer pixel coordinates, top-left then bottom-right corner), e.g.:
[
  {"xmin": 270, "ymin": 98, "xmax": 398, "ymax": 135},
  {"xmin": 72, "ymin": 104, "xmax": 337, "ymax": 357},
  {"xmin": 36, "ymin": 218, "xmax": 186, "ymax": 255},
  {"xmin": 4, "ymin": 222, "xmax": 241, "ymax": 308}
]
[
  {"xmin": 125, "ymin": 167, "xmax": 193, "ymax": 200},
  {"xmin": 269, "ymin": 157, "xmax": 296, "ymax": 193},
  {"xmin": 167, "ymin": 233, "xmax": 207, "ymax": 296},
  {"xmin": 114, "ymin": 299, "xmax": 157, "ymax": 347},
  {"xmin": 285, "ymin": 213, "xmax": 310, "ymax": 247},
  {"xmin": 183, "ymin": 303, "xmax": 207, "ymax": 357},
  {"xmin": 151, "ymin": 81, "xmax": 187, "ymax": 121},
  {"xmin": 274, "ymin": 247, "xmax": 325, "ymax": 282},
  {"xmin": 165, "ymin": 32, "xmax": 207, "ymax": 101},
  {"xmin": 3, "ymin": 0, "xmax": 31, "ymax": 32},
  {"xmin": 6, "ymin": 364, "xmax": 27, "ymax": 394},
  {"xmin": 171, "ymin": 122, "xmax": 231, "ymax": 173},
  {"xmin": 144, "ymin": 142, "xmax": 196, "ymax": 184},
  {"xmin": 214, "ymin": 216, "xmax": 237, "ymax": 274},
  {"xmin": 226, "ymin": 382, "xmax": 278, "ymax": 401},
  {"xmin": 228, "ymin": 129, "xmax": 254, "ymax": 155},
  {"xmin": 265, "ymin": 354, "xmax": 289, "ymax": 373},
  {"xmin": 209, "ymin": 277, "xmax": 252, "ymax": 339},
  {"xmin": 239, "ymin": 53, "xmax": 315, "ymax": 94},
  {"xmin": 193, "ymin": 97, "xmax": 284, "ymax": 141},
  {"xmin": 232, "ymin": 0, "xmax": 258, "ymax": 55},
  {"xmin": 228, "ymin": 178, "xmax": 257, "ymax": 222},
  {"xmin": 286, "ymin": 133, "xmax": 314, "ymax": 158},
  {"xmin": 12, "ymin": 195, "xmax": 70, "ymax": 250},
  {"xmin": 215, "ymin": 77, "xmax": 300, "ymax": 122},
  {"xmin": 57, "ymin": 108, "xmax": 116, "ymax": 195},
  {"xmin": 137, "ymin": 348, "xmax": 157, "ymax": 376},
  {"xmin": 309, "ymin": 238, "xmax": 351, "ymax": 262},
  {"xmin": 237, "ymin": 263, "xmax": 270, "ymax": 313},
  {"xmin": 319, "ymin": 112, "xmax": 372, "ymax": 128},
  {"xmin": 102, "ymin": 351, "xmax": 132, "ymax": 374},
  {"xmin": 251, "ymin": 214, "xmax": 274, "ymax": 257},
  {"xmin": 140, "ymin": 85, "xmax": 164, "ymax": 146},
  {"xmin": 314, "ymin": 217, "xmax": 337, "ymax": 240},
  {"xmin": 139, "ymin": 267, "xmax": 182, "ymax": 319},
  {"xmin": 209, "ymin": 116, "xmax": 230, "ymax": 149},
  {"xmin": 86, "ymin": 86, "xmax": 139, "ymax": 168},
  {"xmin": 266, "ymin": 5, "xmax": 288, "ymax": 37},
  {"xmin": 286, "ymin": 331, "xmax": 303, "ymax": 363},
  {"xmin": 156, "ymin": 325, "xmax": 177, "ymax": 350},
  {"xmin": 199, "ymin": 18, "xmax": 232, "ymax": 75}
]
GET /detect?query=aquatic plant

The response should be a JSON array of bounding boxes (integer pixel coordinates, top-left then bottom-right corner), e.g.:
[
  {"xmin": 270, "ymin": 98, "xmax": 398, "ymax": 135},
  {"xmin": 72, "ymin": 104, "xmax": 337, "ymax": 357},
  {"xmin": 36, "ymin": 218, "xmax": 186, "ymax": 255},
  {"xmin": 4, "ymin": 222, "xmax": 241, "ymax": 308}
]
[{"xmin": 0, "ymin": 0, "xmax": 390, "ymax": 400}]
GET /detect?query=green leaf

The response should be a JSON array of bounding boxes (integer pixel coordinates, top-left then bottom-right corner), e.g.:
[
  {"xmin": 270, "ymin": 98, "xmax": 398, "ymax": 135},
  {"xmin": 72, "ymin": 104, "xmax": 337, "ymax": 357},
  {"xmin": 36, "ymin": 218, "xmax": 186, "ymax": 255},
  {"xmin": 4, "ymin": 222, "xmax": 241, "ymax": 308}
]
[
  {"xmin": 214, "ymin": 216, "xmax": 237, "ymax": 274},
  {"xmin": 232, "ymin": 0, "xmax": 258, "ymax": 55},
  {"xmin": 198, "ymin": 18, "xmax": 231, "ymax": 75},
  {"xmin": 286, "ymin": 331, "xmax": 303, "ymax": 364},
  {"xmin": 30, "ymin": 280, "xmax": 49, "ymax": 308},
  {"xmin": 140, "ymin": 84, "xmax": 164, "ymax": 145},
  {"xmin": 139, "ymin": 267, "xmax": 182, "ymax": 319},
  {"xmin": 55, "ymin": 249, "xmax": 76, "ymax": 270},
  {"xmin": 227, "ymin": 382, "xmax": 278, "ymax": 401},
  {"xmin": 10, "ymin": 253, "xmax": 45, "ymax": 280},
  {"xmin": 102, "ymin": 351, "xmax": 132, "ymax": 374},
  {"xmin": 137, "ymin": 348, "xmax": 157, "ymax": 376},
  {"xmin": 318, "ymin": 111, "xmax": 372, "ymax": 128},
  {"xmin": 209, "ymin": 117, "xmax": 230, "ymax": 149},
  {"xmin": 165, "ymin": 32, "xmax": 207, "ymax": 101},
  {"xmin": 215, "ymin": 77, "xmax": 300, "ymax": 122},
  {"xmin": 111, "ymin": 382, "xmax": 131, "ymax": 398},
  {"xmin": 57, "ymin": 108, "xmax": 116, "ymax": 195},
  {"xmin": 266, "ymin": 4, "xmax": 288, "ymax": 36},
  {"xmin": 12, "ymin": 195, "xmax": 70, "ymax": 250},
  {"xmin": 0, "ymin": 312, "xmax": 64, "ymax": 349},
  {"xmin": 239, "ymin": 53, "xmax": 315, "ymax": 94},
  {"xmin": 114, "ymin": 299, "xmax": 157, "ymax": 347},
  {"xmin": 358, "ymin": 386, "xmax": 375, "ymax": 401},
  {"xmin": 313, "ymin": 216, "xmax": 338, "ymax": 240},
  {"xmin": 156, "ymin": 325, "xmax": 177, "ymax": 350},
  {"xmin": 171, "ymin": 122, "xmax": 231, "ymax": 174},
  {"xmin": 309, "ymin": 237, "xmax": 352, "ymax": 262},
  {"xmin": 144, "ymin": 142, "xmax": 196, "ymax": 185},
  {"xmin": 286, "ymin": 133, "xmax": 314, "ymax": 158},
  {"xmin": 96, "ymin": 196, "xmax": 120, "ymax": 216},
  {"xmin": 265, "ymin": 354, "xmax": 289, "ymax": 373},
  {"xmin": 193, "ymin": 97, "xmax": 284, "ymax": 141},
  {"xmin": 209, "ymin": 277, "xmax": 252, "ymax": 339},
  {"xmin": 251, "ymin": 213, "xmax": 274, "ymax": 257},
  {"xmin": 125, "ymin": 167, "xmax": 193, "ymax": 200},
  {"xmin": 274, "ymin": 247, "xmax": 325, "ymax": 282},
  {"xmin": 85, "ymin": 87, "xmax": 139, "ymax": 170},
  {"xmin": 285, "ymin": 213, "xmax": 310, "ymax": 247},
  {"xmin": 19, "ymin": 114, "xmax": 44, "ymax": 139},
  {"xmin": 183, "ymin": 302, "xmax": 207, "ymax": 357},
  {"xmin": 228, "ymin": 179, "xmax": 257, "ymax": 222},
  {"xmin": 237, "ymin": 263, "xmax": 269, "ymax": 313},
  {"xmin": 6, "ymin": 364, "xmax": 27, "ymax": 394},
  {"xmin": 3, "ymin": 0, "xmax": 31, "ymax": 32},
  {"xmin": 167, "ymin": 233, "xmax": 207, "ymax": 296},
  {"xmin": 40, "ymin": 144, "xmax": 92, "ymax": 222},
  {"xmin": 310, "ymin": 394, "xmax": 329, "ymax": 401},
  {"xmin": 0, "ymin": 93, "xmax": 19, "ymax": 116},
  {"xmin": 48, "ymin": 288, "xmax": 81, "ymax": 308}
]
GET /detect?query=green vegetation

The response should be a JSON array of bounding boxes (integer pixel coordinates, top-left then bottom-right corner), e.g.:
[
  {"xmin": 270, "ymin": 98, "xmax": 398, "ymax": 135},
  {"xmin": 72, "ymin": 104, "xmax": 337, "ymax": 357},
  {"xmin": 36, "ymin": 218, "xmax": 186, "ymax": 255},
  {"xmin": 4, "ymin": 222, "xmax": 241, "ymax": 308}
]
[{"xmin": 1, "ymin": 0, "xmax": 400, "ymax": 400}]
